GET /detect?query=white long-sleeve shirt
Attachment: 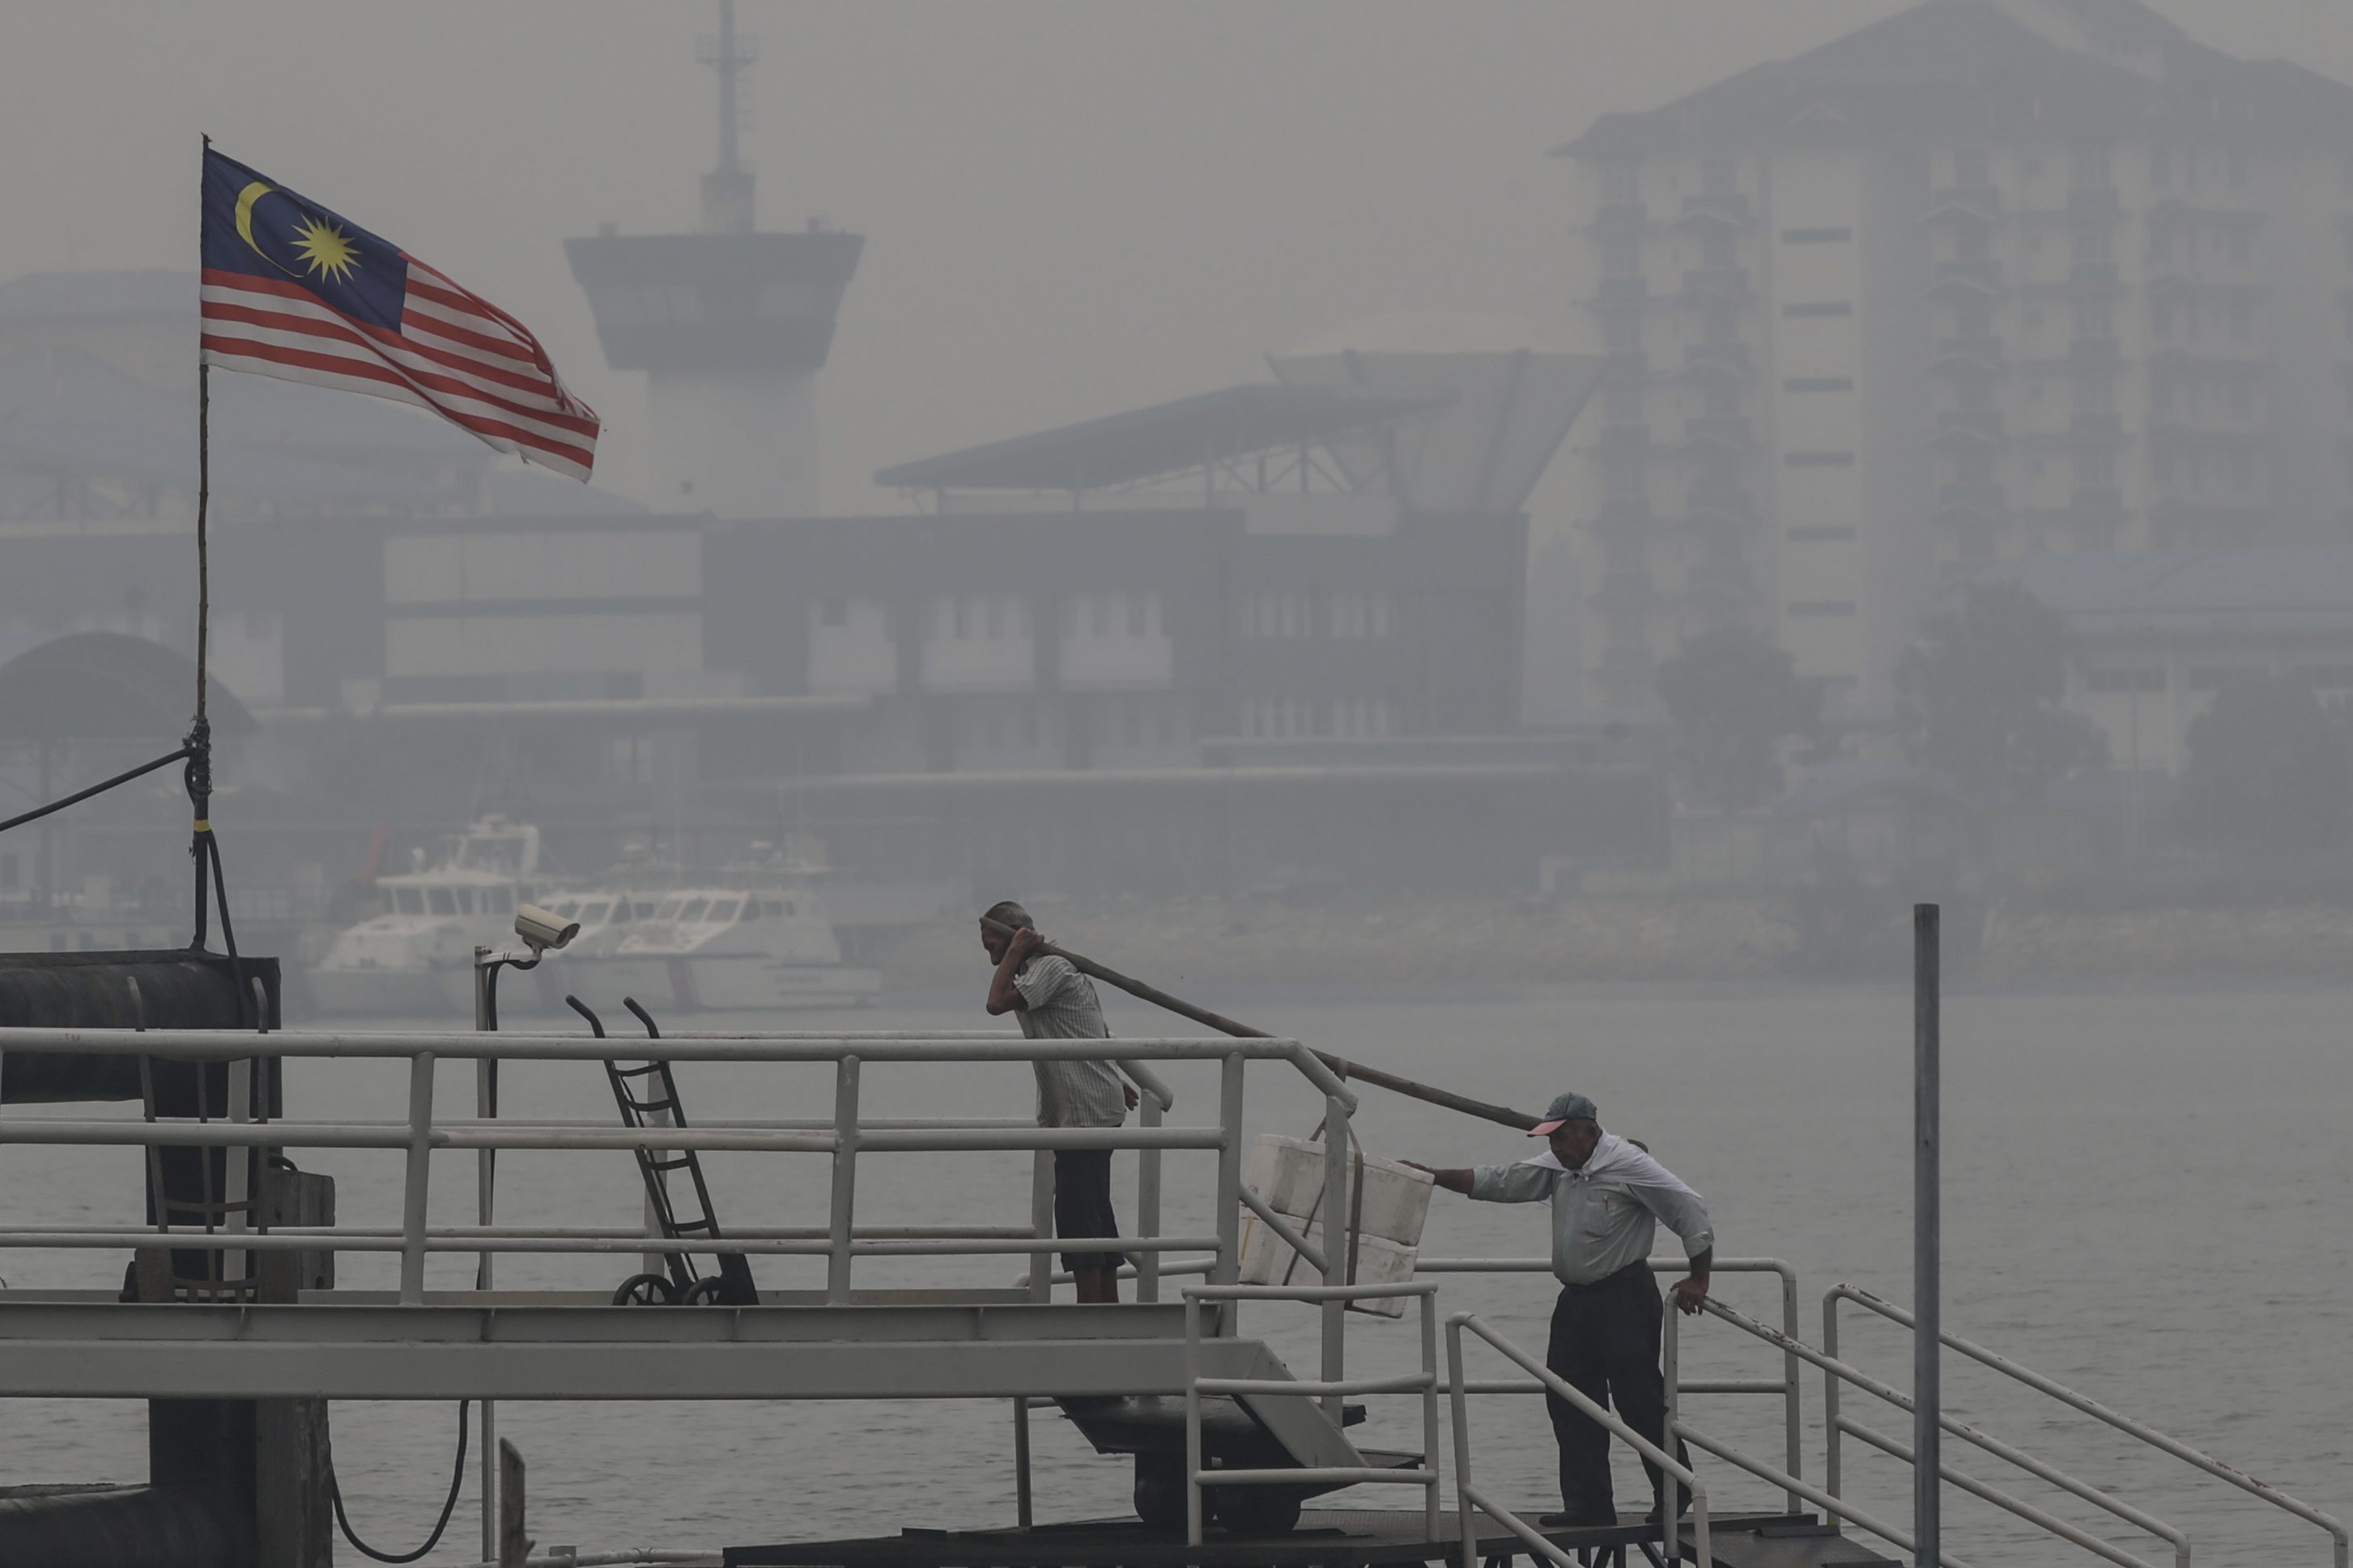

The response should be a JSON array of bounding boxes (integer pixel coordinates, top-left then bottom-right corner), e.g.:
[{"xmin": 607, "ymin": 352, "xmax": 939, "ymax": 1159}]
[{"xmin": 1470, "ymin": 1132, "xmax": 1714, "ymax": 1286}]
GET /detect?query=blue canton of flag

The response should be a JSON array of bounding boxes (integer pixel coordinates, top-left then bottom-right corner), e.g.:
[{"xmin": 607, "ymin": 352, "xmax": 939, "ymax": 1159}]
[{"xmin": 199, "ymin": 148, "xmax": 600, "ymax": 480}]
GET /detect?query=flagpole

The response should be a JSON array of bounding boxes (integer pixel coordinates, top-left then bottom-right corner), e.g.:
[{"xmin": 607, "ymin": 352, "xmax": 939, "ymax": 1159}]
[{"xmin": 189, "ymin": 134, "xmax": 214, "ymax": 953}]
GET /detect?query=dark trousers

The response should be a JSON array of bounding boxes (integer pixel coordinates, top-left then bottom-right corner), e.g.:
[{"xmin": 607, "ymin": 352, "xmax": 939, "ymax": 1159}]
[
  {"xmin": 1543, "ymin": 1264, "xmax": 1690, "ymax": 1517},
  {"xmin": 1052, "ymin": 1148, "xmax": 1127, "ymax": 1273}
]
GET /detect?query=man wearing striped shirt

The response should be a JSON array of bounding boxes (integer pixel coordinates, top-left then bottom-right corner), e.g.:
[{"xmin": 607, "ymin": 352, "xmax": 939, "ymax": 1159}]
[{"xmin": 982, "ymin": 901, "xmax": 1137, "ymax": 1303}]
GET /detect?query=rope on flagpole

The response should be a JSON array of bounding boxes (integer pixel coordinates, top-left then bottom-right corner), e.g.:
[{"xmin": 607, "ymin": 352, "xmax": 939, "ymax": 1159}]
[
  {"xmin": 185, "ymin": 131, "xmax": 249, "ymax": 1030},
  {"xmin": 189, "ymin": 134, "xmax": 215, "ymax": 958}
]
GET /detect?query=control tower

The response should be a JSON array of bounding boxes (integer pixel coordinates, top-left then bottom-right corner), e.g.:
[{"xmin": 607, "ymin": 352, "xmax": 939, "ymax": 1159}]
[{"xmin": 565, "ymin": 1, "xmax": 862, "ymax": 516}]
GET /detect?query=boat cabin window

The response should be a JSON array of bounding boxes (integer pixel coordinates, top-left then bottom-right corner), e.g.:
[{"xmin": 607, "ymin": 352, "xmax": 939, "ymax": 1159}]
[
  {"xmin": 394, "ymin": 888, "xmax": 426, "ymax": 916},
  {"xmin": 455, "ymin": 889, "xmax": 476, "ymax": 915},
  {"xmin": 679, "ymin": 898, "xmax": 711, "ymax": 922},
  {"xmin": 484, "ymin": 888, "xmax": 515, "ymax": 914},
  {"xmin": 428, "ymin": 888, "xmax": 457, "ymax": 916},
  {"xmin": 654, "ymin": 899, "xmax": 683, "ymax": 920},
  {"xmin": 581, "ymin": 901, "xmax": 611, "ymax": 924},
  {"xmin": 709, "ymin": 899, "xmax": 742, "ymax": 923},
  {"xmin": 762, "ymin": 899, "xmax": 786, "ymax": 918}
]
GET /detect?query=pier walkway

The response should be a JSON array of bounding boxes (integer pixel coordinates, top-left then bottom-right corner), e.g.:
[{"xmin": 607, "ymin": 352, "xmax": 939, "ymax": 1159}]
[{"xmin": 0, "ymin": 1022, "xmax": 2342, "ymax": 1568}]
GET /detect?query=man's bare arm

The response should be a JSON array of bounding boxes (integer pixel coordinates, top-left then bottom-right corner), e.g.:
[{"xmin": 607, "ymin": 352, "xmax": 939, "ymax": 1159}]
[
  {"xmin": 1400, "ymin": 1162, "xmax": 1474, "ymax": 1196},
  {"xmin": 985, "ymin": 928, "xmax": 1043, "ymax": 1016}
]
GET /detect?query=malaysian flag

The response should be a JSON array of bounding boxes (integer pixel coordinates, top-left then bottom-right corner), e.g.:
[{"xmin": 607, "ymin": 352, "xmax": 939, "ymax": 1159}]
[{"xmin": 199, "ymin": 148, "xmax": 600, "ymax": 480}]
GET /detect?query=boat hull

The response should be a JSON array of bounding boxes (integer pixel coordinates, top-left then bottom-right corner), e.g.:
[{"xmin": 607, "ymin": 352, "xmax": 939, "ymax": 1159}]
[{"xmin": 589, "ymin": 954, "xmax": 882, "ymax": 1013}]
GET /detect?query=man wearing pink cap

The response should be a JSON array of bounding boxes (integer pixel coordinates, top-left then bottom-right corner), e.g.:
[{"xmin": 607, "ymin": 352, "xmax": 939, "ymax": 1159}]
[{"xmin": 1407, "ymin": 1092, "xmax": 1713, "ymax": 1528}]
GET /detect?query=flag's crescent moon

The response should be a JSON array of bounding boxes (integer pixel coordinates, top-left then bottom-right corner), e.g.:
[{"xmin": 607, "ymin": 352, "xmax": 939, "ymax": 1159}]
[{"xmin": 232, "ymin": 181, "xmax": 301, "ymax": 277}]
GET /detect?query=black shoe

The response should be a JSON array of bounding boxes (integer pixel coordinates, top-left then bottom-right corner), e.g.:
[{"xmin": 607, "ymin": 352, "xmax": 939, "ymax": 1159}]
[{"xmin": 1540, "ymin": 1511, "xmax": 1617, "ymax": 1529}]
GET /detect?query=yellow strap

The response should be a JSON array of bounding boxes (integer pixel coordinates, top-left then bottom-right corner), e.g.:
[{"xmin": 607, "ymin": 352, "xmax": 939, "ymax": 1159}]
[{"xmin": 192, "ymin": 819, "xmax": 211, "ymax": 833}]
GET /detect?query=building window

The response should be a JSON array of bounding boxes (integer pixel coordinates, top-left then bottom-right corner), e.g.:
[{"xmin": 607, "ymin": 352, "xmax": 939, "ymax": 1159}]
[
  {"xmin": 2227, "ymin": 148, "xmax": 2251, "ymax": 189},
  {"xmin": 2074, "ymin": 296, "xmax": 2114, "ymax": 338},
  {"xmin": 1786, "ymin": 525, "xmax": 1857, "ymax": 541},
  {"xmin": 1785, "ymin": 452, "xmax": 1857, "ymax": 468},
  {"xmin": 1782, "ymin": 302, "xmax": 1853, "ymax": 319},
  {"xmin": 1703, "ymin": 155, "xmax": 1737, "ymax": 196},
  {"xmin": 1600, "ymin": 234, "xmax": 1640, "ymax": 277},
  {"xmin": 1328, "ymin": 590, "xmax": 1392, "ymax": 640},
  {"xmin": 2071, "ymin": 223, "xmax": 2112, "ymax": 266},
  {"xmin": 2075, "ymin": 374, "xmax": 2114, "ymax": 414},
  {"xmin": 1604, "ymin": 312, "xmax": 1640, "ymax": 353},
  {"xmin": 2075, "ymin": 449, "xmax": 2117, "ymax": 490},
  {"xmin": 2071, "ymin": 143, "xmax": 2110, "ymax": 189},
  {"xmin": 1781, "ymin": 227, "xmax": 1852, "ymax": 244},
  {"xmin": 1786, "ymin": 601, "xmax": 1857, "ymax": 616},
  {"xmin": 1600, "ymin": 162, "xmax": 1638, "ymax": 204},
  {"xmin": 1241, "ymin": 590, "xmax": 1313, "ymax": 639},
  {"xmin": 1784, "ymin": 376, "xmax": 1855, "ymax": 393}
]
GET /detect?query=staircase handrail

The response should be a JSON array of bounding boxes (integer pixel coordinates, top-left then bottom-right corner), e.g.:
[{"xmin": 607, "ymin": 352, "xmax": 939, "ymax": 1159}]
[
  {"xmin": 1181, "ymin": 1280, "xmax": 1442, "ymax": 1546},
  {"xmin": 1683, "ymin": 1298, "xmax": 2171, "ymax": 1568},
  {"xmin": 1448, "ymin": 1311, "xmax": 1713, "ymax": 1568},
  {"xmin": 1827, "ymin": 1283, "xmax": 2347, "ymax": 1568}
]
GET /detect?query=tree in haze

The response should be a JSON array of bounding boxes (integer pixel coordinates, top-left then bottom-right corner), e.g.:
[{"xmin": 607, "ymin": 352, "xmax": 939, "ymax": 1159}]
[
  {"xmin": 2178, "ymin": 672, "xmax": 2352, "ymax": 866},
  {"xmin": 1654, "ymin": 626, "xmax": 1822, "ymax": 812},
  {"xmin": 1894, "ymin": 581, "xmax": 2108, "ymax": 805}
]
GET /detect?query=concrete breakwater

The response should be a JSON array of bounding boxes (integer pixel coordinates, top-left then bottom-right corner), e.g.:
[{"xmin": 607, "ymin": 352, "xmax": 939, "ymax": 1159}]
[{"xmin": 875, "ymin": 894, "xmax": 2353, "ymax": 991}]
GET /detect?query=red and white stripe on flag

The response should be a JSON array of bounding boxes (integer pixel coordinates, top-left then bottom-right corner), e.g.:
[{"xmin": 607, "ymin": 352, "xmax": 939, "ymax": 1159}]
[{"xmin": 200, "ymin": 257, "xmax": 601, "ymax": 482}]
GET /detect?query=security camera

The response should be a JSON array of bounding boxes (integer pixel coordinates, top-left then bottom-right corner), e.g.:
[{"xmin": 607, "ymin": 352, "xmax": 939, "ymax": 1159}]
[{"xmin": 514, "ymin": 903, "xmax": 581, "ymax": 956}]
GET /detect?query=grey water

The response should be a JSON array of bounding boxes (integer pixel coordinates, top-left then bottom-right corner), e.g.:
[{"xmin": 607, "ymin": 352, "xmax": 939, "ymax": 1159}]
[{"xmin": 1, "ymin": 983, "xmax": 2345, "ymax": 1565}]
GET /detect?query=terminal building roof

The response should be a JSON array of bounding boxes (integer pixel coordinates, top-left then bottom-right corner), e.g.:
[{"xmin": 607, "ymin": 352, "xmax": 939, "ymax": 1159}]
[
  {"xmin": 1977, "ymin": 547, "xmax": 2353, "ymax": 640},
  {"xmin": 874, "ymin": 383, "xmax": 1450, "ymax": 495}
]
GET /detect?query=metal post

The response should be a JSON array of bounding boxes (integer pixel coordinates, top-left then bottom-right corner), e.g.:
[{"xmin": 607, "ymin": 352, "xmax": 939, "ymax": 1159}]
[
  {"xmin": 1320, "ymin": 1090, "xmax": 1351, "ymax": 1426},
  {"xmin": 828, "ymin": 1055, "xmax": 860, "ymax": 1304},
  {"xmin": 1012, "ymin": 1398, "xmax": 1033, "ymax": 1528},
  {"xmin": 1212, "ymin": 1053, "xmax": 1245, "ymax": 1300},
  {"xmin": 1823, "ymin": 1293, "xmax": 1844, "ymax": 1500},
  {"xmin": 1419, "ymin": 1289, "xmax": 1441, "ymax": 1541},
  {"xmin": 223, "ymin": 1056, "xmax": 251, "ymax": 1290},
  {"xmin": 398, "ymin": 1051, "xmax": 436, "ymax": 1305},
  {"xmin": 1028, "ymin": 1149, "xmax": 1053, "ymax": 1305},
  {"xmin": 1665, "ymin": 1299, "xmax": 1683, "ymax": 1540},
  {"xmin": 1446, "ymin": 1317, "xmax": 1478, "ymax": 1568},
  {"xmin": 1914, "ymin": 903, "xmax": 1941, "ymax": 1568},
  {"xmin": 1183, "ymin": 1293, "xmax": 1206, "ymax": 1545},
  {"xmin": 473, "ymin": 950, "xmax": 499, "ymax": 1564},
  {"xmin": 1137, "ymin": 1094, "xmax": 1164, "ymax": 1303},
  {"xmin": 1782, "ymin": 1268, "xmax": 1803, "ymax": 1511}
]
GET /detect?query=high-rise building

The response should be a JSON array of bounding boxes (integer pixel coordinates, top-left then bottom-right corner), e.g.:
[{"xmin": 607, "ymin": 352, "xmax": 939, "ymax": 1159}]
[
  {"xmin": 566, "ymin": 2, "xmax": 861, "ymax": 517},
  {"xmin": 1551, "ymin": 0, "xmax": 2353, "ymax": 716}
]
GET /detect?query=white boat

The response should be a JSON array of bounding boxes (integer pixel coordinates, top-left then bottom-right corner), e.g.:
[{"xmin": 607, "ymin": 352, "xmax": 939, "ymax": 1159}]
[
  {"xmin": 305, "ymin": 818, "xmax": 546, "ymax": 1016},
  {"xmin": 493, "ymin": 865, "xmax": 682, "ymax": 1015},
  {"xmin": 598, "ymin": 848, "xmax": 879, "ymax": 1013}
]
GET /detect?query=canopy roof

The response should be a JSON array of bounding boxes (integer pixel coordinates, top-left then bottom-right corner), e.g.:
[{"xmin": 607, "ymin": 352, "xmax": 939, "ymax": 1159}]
[
  {"xmin": 0, "ymin": 632, "xmax": 253, "ymax": 742},
  {"xmin": 875, "ymin": 383, "xmax": 1450, "ymax": 494}
]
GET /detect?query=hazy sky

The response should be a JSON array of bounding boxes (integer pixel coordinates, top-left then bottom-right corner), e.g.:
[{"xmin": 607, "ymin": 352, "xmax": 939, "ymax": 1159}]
[{"xmin": 3, "ymin": 1, "xmax": 2346, "ymax": 512}]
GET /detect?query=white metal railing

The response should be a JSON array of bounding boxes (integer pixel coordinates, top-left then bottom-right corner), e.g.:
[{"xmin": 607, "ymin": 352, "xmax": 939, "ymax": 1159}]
[
  {"xmin": 0, "ymin": 1026, "xmax": 1356, "ymax": 1311},
  {"xmin": 1181, "ymin": 1281, "xmax": 1443, "ymax": 1546},
  {"xmin": 1447, "ymin": 1311, "xmax": 1714, "ymax": 1568},
  {"xmin": 1674, "ymin": 1297, "xmax": 2150, "ymax": 1568},
  {"xmin": 1416, "ymin": 1254, "xmax": 1804, "ymax": 1508},
  {"xmin": 1826, "ymin": 1284, "xmax": 2349, "ymax": 1568}
]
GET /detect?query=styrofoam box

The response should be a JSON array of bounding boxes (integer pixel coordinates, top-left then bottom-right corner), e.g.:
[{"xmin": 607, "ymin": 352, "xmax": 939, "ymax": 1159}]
[
  {"xmin": 1244, "ymin": 1134, "xmax": 1433, "ymax": 1246},
  {"xmin": 1238, "ymin": 1210, "xmax": 1419, "ymax": 1318}
]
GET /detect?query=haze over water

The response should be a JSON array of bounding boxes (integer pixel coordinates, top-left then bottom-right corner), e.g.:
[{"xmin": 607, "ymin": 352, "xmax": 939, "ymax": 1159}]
[{"xmin": 0, "ymin": 981, "xmax": 2342, "ymax": 1565}]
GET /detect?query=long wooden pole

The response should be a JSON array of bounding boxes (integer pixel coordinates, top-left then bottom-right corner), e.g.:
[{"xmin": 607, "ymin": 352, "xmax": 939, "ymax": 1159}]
[{"xmin": 980, "ymin": 916, "xmax": 1537, "ymax": 1130}]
